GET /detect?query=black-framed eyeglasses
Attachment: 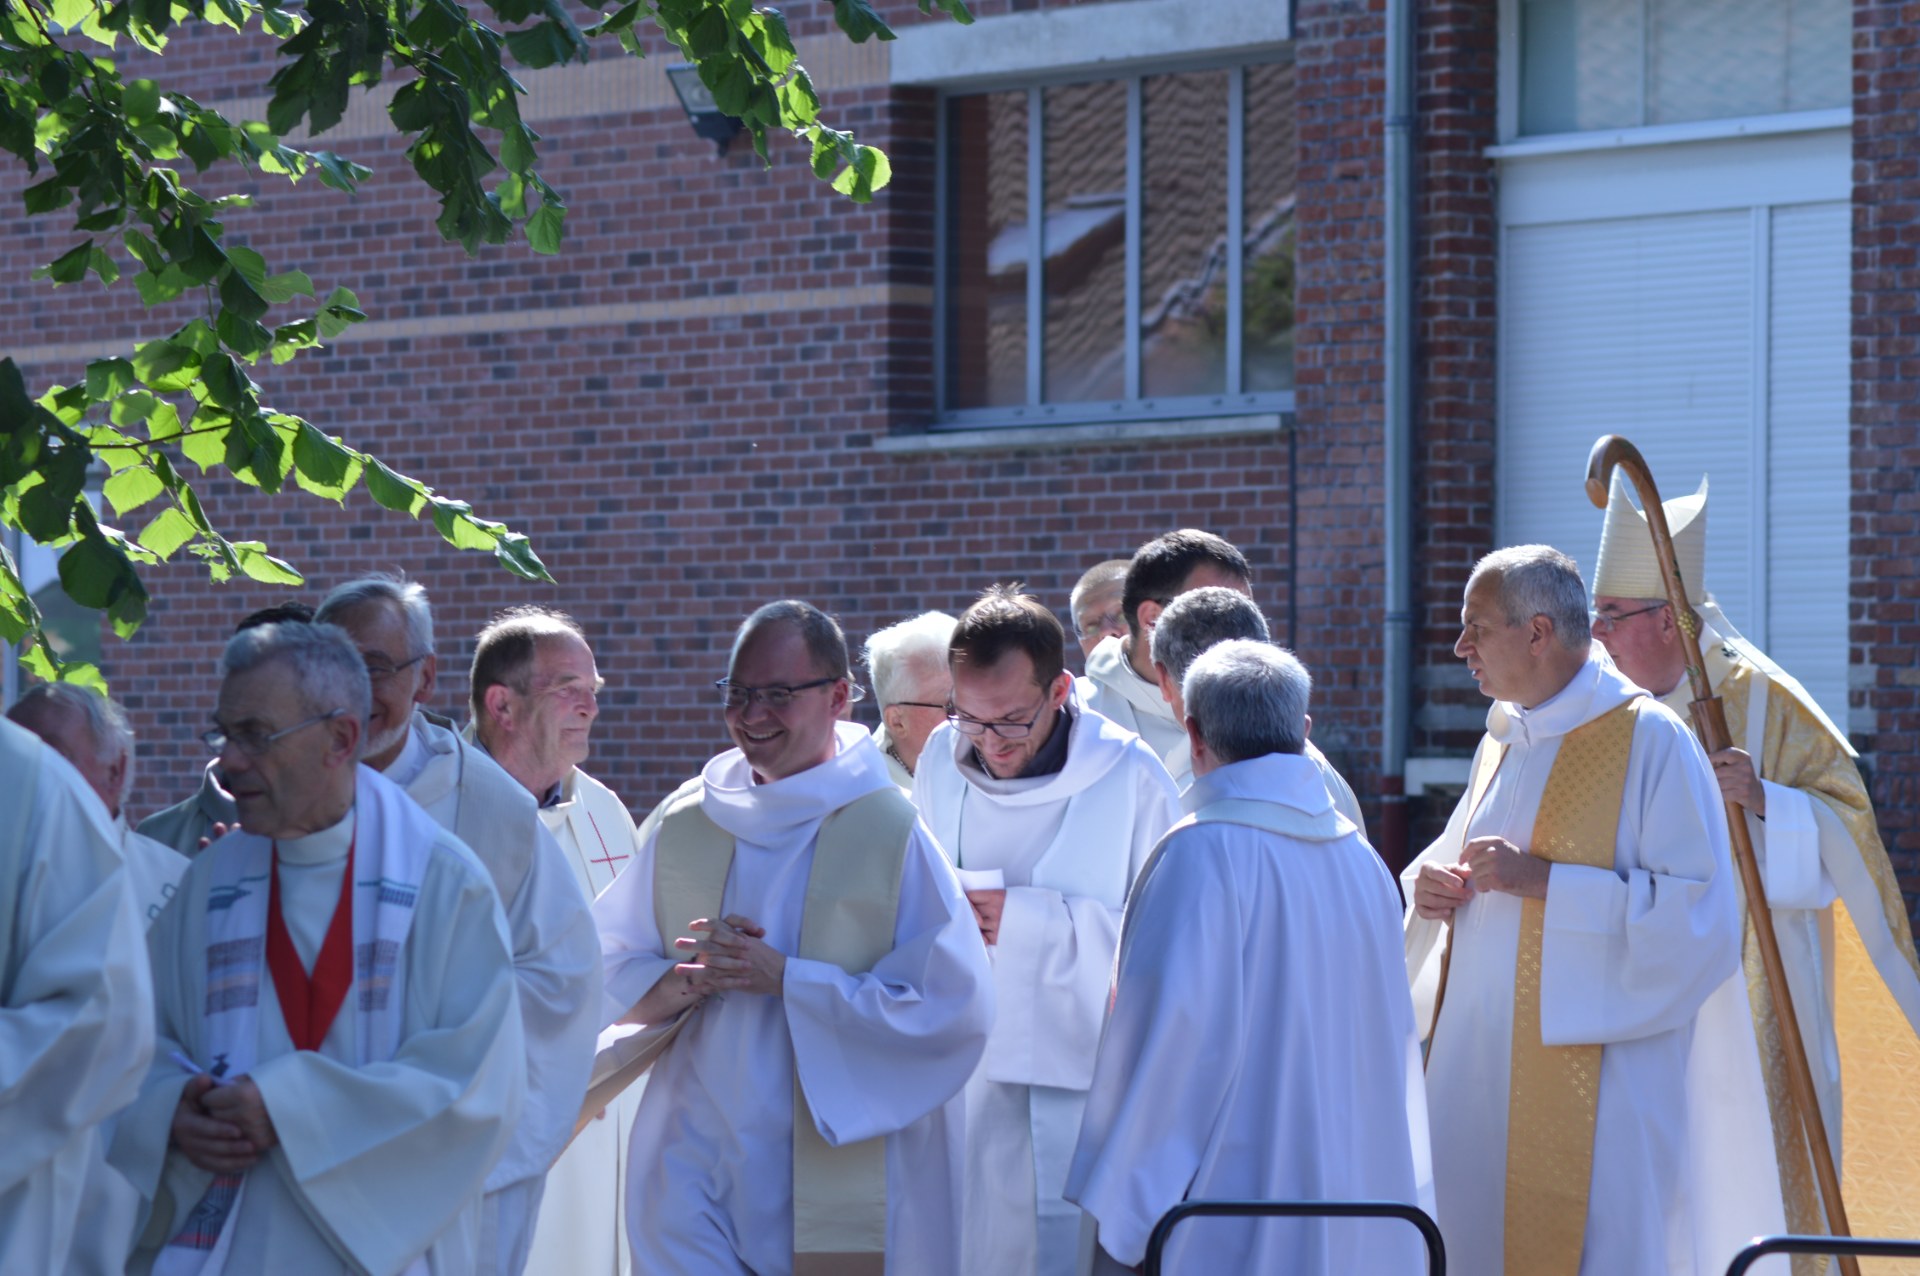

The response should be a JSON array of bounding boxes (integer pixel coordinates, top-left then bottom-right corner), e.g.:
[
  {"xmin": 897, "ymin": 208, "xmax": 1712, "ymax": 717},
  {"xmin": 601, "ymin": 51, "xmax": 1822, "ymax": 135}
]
[
  {"xmin": 202, "ymin": 709, "xmax": 347, "ymax": 758},
  {"xmin": 1589, "ymin": 601, "xmax": 1668, "ymax": 634},
  {"xmin": 889, "ymin": 700, "xmax": 950, "ymax": 712},
  {"xmin": 363, "ymin": 653, "xmax": 429, "ymax": 683},
  {"xmin": 949, "ymin": 694, "xmax": 1051, "ymax": 739},
  {"xmin": 715, "ymin": 676, "xmax": 841, "ymax": 710}
]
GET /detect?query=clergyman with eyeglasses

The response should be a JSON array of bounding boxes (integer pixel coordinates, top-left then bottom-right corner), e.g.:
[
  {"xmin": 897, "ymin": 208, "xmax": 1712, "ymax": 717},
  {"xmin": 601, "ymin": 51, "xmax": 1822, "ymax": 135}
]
[
  {"xmin": 910, "ymin": 583, "xmax": 1179, "ymax": 1276},
  {"xmin": 110, "ymin": 619, "xmax": 527, "ymax": 1274},
  {"xmin": 314, "ymin": 573, "xmax": 602, "ymax": 1276},
  {"xmin": 589, "ymin": 599, "xmax": 994, "ymax": 1276}
]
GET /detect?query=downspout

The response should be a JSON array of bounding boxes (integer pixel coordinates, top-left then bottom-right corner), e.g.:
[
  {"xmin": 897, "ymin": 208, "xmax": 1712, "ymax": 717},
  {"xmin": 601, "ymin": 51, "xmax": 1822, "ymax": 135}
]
[{"xmin": 1379, "ymin": 0, "xmax": 1415, "ymax": 869}]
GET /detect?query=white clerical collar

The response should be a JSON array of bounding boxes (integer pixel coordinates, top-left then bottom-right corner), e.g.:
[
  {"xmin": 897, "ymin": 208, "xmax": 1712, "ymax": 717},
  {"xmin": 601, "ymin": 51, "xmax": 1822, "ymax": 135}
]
[
  {"xmin": 1487, "ymin": 655, "xmax": 1639, "ymax": 748},
  {"xmin": 700, "ymin": 721, "xmax": 893, "ymax": 846},
  {"xmin": 384, "ymin": 718, "xmax": 432, "ymax": 789},
  {"xmin": 1087, "ymin": 635, "xmax": 1174, "ymax": 721},
  {"xmin": 1183, "ymin": 752, "xmax": 1332, "ymax": 816},
  {"xmin": 278, "ymin": 806, "xmax": 356, "ymax": 866}
]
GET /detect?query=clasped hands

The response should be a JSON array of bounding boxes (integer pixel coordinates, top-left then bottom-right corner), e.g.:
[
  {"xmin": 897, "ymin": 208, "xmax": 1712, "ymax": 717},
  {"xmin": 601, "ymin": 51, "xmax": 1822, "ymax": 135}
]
[
  {"xmin": 171, "ymin": 1073, "xmax": 276, "ymax": 1174},
  {"xmin": 625, "ymin": 914, "xmax": 786, "ymax": 1026},
  {"xmin": 1411, "ymin": 835, "xmax": 1552, "ymax": 920}
]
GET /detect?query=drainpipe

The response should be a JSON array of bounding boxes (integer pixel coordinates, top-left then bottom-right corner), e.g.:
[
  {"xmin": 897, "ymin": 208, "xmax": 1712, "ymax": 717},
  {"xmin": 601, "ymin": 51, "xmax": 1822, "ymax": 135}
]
[{"xmin": 1379, "ymin": 0, "xmax": 1415, "ymax": 869}]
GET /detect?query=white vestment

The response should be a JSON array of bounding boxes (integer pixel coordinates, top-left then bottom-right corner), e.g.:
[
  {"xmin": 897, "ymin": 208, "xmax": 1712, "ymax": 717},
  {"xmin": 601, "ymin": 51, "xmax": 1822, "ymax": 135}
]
[
  {"xmin": 1068, "ymin": 752, "xmax": 1434, "ymax": 1273},
  {"xmin": 594, "ymin": 722, "xmax": 995, "ymax": 1275},
  {"xmin": 385, "ymin": 712, "xmax": 602, "ymax": 1276},
  {"xmin": 1080, "ymin": 636, "xmax": 1367, "ymax": 833},
  {"xmin": 1402, "ymin": 657, "xmax": 1775, "ymax": 1276},
  {"xmin": 527, "ymin": 766, "xmax": 642, "ymax": 1276},
  {"xmin": 911, "ymin": 706, "xmax": 1179, "ymax": 1276},
  {"xmin": 0, "ymin": 719, "xmax": 155, "ymax": 1276},
  {"xmin": 113, "ymin": 766, "xmax": 526, "ymax": 1275},
  {"xmin": 116, "ymin": 815, "xmax": 191, "ymax": 929}
]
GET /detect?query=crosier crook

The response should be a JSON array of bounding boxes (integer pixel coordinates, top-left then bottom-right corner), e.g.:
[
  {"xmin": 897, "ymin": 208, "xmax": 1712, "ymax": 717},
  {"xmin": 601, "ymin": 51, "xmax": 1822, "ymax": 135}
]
[{"xmin": 1585, "ymin": 434, "xmax": 1857, "ymax": 1276}]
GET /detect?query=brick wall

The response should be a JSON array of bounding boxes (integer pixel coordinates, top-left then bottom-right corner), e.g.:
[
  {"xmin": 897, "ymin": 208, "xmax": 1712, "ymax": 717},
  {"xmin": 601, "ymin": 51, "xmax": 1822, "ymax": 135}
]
[
  {"xmin": 1852, "ymin": 0, "xmax": 1920, "ymax": 905},
  {"xmin": 5, "ymin": 1, "xmax": 1338, "ymax": 826}
]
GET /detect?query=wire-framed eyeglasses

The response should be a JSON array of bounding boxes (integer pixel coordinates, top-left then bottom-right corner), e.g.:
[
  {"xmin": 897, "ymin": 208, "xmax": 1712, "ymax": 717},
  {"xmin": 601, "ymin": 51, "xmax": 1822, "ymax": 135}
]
[
  {"xmin": 201, "ymin": 708, "xmax": 347, "ymax": 757},
  {"xmin": 1589, "ymin": 601, "xmax": 1668, "ymax": 634}
]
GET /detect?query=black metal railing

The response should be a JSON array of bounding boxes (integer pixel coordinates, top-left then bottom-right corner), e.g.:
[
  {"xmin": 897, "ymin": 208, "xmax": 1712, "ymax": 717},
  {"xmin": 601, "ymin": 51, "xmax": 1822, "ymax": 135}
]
[
  {"xmin": 1142, "ymin": 1199, "xmax": 1445, "ymax": 1276},
  {"xmin": 1724, "ymin": 1234, "xmax": 1920, "ymax": 1276}
]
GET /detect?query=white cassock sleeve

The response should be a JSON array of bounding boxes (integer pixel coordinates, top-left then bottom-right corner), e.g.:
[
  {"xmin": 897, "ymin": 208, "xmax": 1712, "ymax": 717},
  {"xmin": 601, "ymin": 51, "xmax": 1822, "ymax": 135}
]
[
  {"xmin": 1066, "ymin": 830, "xmax": 1244, "ymax": 1268},
  {"xmin": 489, "ymin": 821, "xmax": 602, "ymax": 1189},
  {"xmin": 115, "ymin": 848, "xmax": 527, "ymax": 1276},
  {"xmin": 783, "ymin": 824, "xmax": 996, "ymax": 1147},
  {"xmin": 1539, "ymin": 717, "xmax": 1742, "ymax": 1045},
  {"xmin": 1755, "ymin": 781, "xmax": 1839, "ymax": 910},
  {"xmin": 595, "ymin": 820, "xmax": 678, "ymax": 1025},
  {"xmin": 986, "ymin": 767, "xmax": 1178, "ymax": 1092},
  {"xmin": 1, "ymin": 752, "xmax": 154, "ymax": 1198}
]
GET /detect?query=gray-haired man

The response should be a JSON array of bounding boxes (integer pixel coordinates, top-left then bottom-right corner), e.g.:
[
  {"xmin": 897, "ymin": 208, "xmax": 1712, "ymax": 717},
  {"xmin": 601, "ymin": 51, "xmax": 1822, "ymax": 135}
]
[
  {"xmin": 316, "ymin": 574, "xmax": 600, "ymax": 1276},
  {"xmin": 861, "ymin": 610, "xmax": 957, "ymax": 787},
  {"xmin": 1148, "ymin": 586, "xmax": 1367, "ymax": 836},
  {"xmin": 9, "ymin": 681, "xmax": 188, "ymax": 927},
  {"xmin": 1066, "ymin": 641, "xmax": 1430, "ymax": 1275}
]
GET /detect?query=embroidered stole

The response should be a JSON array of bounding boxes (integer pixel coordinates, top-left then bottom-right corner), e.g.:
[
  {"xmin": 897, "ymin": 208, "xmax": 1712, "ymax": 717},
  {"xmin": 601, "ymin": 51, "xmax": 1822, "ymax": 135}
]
[
  {"xmin": 643, "ymin": 783, "xmax": 914, "ymax": 1275},
  {"xmin": 156, "ymin": 773, "xmax": 431, "ymax": 1276}
]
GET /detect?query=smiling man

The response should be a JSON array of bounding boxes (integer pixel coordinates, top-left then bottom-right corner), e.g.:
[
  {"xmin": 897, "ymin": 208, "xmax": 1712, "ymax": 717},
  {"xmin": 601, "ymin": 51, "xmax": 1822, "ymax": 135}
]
[
  {"xmin": 469, "ymin": 606, "xmax": 642, "ymax": 1276},
  {"xmin": 1400, "ymin": 545, "xmax": 1767, "ymax": 1276},
  {"xmin": 590, "ymin": 599, "xmax": 993, "ymax": 1275},
  {"xmin": 315, "ymin": 575, "xmax": 600, "ymax": 1276},
  {"xmin": 911, "ymin": 584, "xmax": 1177, "ymax": 1275},
  {"xmin": 111, "ymin": 621, "xmax": 524, "ymax": 1275}
]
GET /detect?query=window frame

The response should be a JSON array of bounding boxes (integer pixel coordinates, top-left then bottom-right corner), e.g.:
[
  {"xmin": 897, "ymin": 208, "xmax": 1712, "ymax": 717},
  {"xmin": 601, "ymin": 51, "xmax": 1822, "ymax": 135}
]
[{"xmin": 932, "ymin": 51, "xmax": 1297, "ymax": 432}]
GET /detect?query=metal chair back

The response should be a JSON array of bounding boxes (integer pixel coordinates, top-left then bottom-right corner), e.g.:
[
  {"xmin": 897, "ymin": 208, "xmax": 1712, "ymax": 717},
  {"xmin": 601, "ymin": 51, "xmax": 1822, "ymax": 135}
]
[{"xmin": 1142, "ymin": 1199, "xmax": 1445, "ymax": 1276}]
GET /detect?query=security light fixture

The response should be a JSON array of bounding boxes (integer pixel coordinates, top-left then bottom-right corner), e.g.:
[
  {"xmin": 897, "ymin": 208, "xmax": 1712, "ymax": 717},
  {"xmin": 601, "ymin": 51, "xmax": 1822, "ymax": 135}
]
[{"xmin": 666, "ymin": 65, "xmax": 744, "ymax": 156}]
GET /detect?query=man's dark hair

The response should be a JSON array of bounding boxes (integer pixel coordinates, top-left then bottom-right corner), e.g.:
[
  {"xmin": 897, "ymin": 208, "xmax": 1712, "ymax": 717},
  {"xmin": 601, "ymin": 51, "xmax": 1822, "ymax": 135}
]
[
  {"xmin": 950, "ymin": 583, "xmax": 1066, "ymax": 688},
  {"xmin": 732, "ymin": 601, "xmax": 852, "ymax": 681},
  {"xmin": 470, "ymin": 606, "xmax": 587, "ymax": 723},
  {"xmin": 235, "ymin": 601, "xmax": 313, "ymax": 633},
  {"xmin": 1121, "ymin": 530, "xmax": 1252, "ymax": 636}
]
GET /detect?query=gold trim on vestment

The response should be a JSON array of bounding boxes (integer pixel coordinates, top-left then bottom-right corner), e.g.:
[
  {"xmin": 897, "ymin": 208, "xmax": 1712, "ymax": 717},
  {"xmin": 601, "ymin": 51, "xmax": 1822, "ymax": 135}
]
[{"xmin": 1501, "ymin": 698, "xmax": 1642, "ymax": 1276}]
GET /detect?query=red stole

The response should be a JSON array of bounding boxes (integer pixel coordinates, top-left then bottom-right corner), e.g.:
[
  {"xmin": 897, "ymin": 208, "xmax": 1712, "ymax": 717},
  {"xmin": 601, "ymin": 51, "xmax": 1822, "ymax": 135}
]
[{"xmin": 266, "ymin": 839, "xmax": 355, "ymax": 1052}]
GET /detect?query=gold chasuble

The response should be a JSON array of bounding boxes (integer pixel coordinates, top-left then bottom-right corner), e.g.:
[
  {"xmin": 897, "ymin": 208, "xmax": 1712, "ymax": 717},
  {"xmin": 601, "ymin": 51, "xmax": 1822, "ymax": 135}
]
[
  {"xmin": 652, "ymin": 782, "xmax": 914, "ymax": 1276},
  {"xmin": 1434, "ymin": 698, "xmax": 1645, "ymax": 1276},
  {"xmin": 1695, "ymin": 643, "xmax": 1920, "ymax": 1264}
]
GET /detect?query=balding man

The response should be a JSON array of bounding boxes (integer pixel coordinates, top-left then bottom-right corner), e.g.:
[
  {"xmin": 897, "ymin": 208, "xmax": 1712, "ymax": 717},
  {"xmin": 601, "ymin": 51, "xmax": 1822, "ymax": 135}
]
[
  {"xmin": 0, "ymin": 717, "xmax": 154, "ymax": 1274},
  {"xmin": 9, "ymin": 682, "xmax": 187, "ymax": 928},
  {"xmin": 110, "ymin": 621, "xmax": 524, "ymax": 1274},
  {"xmin": 1148, "ymin": 587, "xmax": 1366, "ymax": 836},
  {"xmin": 470, "ymin": 606, "xmax": 639, "ymax": 1276},
  {"xmin": 315, "ymin": 575, "xmax": 600, "ymax": 1276},
  {"xmin": 591, "ymin": 600, "xmax": 994, "ymax": 1275},
  {"xmin": 1068, "ymin": 559, "xmax": 1129, "ymax": 660},
  {"xmin": 862, "ymin": 610, "xmax": 958, "ymax": 788}
]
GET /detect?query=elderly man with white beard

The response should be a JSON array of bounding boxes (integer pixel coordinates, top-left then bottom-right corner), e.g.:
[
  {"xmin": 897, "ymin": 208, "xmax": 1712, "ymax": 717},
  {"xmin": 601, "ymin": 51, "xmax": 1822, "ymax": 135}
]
[
  {"xmin": 314, "ymin": 575, "xmax": 600, "ymax": 1276},
  {"xmin": 912, "ymin": 584, "xmax": 1178, "ymax": 1275}
]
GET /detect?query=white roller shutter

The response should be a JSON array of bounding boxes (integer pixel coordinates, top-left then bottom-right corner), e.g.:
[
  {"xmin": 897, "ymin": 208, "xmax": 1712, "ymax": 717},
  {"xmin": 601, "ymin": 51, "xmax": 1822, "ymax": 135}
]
[{"xmin": 1495, "ymin": 127, "xmax": 1850, "ymax": 725}]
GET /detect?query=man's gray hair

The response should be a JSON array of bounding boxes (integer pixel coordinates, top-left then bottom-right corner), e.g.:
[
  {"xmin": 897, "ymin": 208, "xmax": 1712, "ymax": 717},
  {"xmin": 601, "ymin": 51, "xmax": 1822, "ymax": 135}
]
[
  {"xmin": 1467, "ymin": 545, "xmax": 1591, "ymax": 654},
  {"xmin": 314, "ymin": 572, "xmax": 435, "ymax": 656},
  {"xmin": 863, "ymin": 611, "xmax": 957, "ymax": 707},
  {"xmin": 7, "ymin": 682, "xmax": 137, "ymax": 803},
  {"xmin": 1150, "ymin": 587, "xmax": 1271, "ymax": 685},
  {"xmin": 222, "ymin": 621, "xmax": 373, "ymax": 730},
  {"xmin": 1183, "ymin": 640, "xmax": 1311, "ymax": 763},
  {"xmin": 731, "ymin": 600, "xmax": 851, "ymax": 681}
]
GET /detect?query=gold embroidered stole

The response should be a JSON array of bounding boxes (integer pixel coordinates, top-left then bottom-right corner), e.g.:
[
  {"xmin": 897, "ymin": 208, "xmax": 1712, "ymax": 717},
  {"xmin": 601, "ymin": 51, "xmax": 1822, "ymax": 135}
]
[
  {"xmin": 652, "ymin": 783, "xmax": 913, "ymax": 1276},
  {"xmin": 1502, "ymin": 697, "xmax": 1642, "ymax": 1276}
]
